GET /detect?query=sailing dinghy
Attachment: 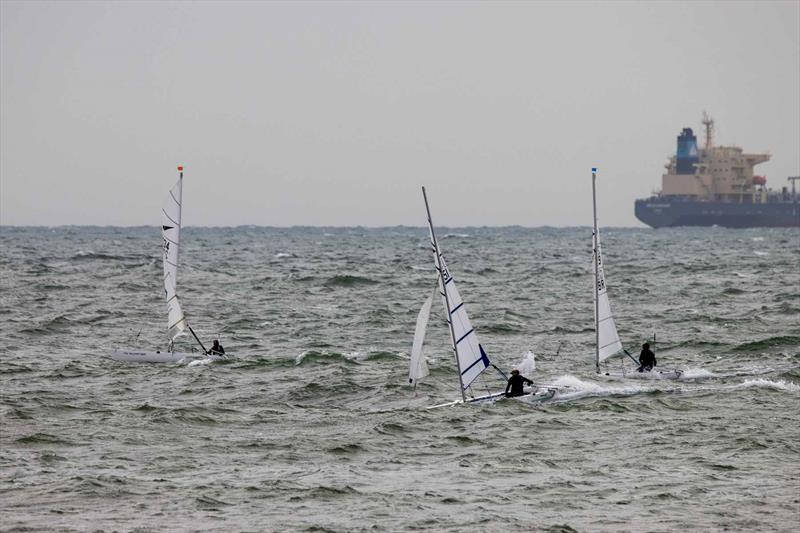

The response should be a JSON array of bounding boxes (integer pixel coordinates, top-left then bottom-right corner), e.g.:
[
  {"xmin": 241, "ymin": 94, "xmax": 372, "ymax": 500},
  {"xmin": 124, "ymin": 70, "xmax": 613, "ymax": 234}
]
[
  {"xmin": 112, "ymin": 166, "xmax": 217, "ymax": 363},
  {"xmin": 591, "ymin": 168, "xmax": 681, "ymax": 380},
  {"xmin": 410, "ymin": 187, "xmax": 557, "ymax": 408}
]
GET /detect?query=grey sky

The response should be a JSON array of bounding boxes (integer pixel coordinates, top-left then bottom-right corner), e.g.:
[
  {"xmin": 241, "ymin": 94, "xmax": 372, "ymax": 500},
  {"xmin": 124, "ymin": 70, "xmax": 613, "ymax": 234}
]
[{"xmin": 1, "ymin": 0, "xmax": 798, "ymax": 227}]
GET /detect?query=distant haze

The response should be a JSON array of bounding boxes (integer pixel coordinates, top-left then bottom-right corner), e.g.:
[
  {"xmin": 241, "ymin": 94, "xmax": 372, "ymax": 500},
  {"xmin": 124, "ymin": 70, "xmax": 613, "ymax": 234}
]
[{"xmin": 2, "ymin": 0, "xmax": 798, "ymax": 227}]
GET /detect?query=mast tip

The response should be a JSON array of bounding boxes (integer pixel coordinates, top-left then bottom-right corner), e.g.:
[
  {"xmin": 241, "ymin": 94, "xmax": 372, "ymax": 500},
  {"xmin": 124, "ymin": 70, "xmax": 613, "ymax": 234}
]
[
  {"xmin": 592, "ymin": 167, "xmax": 597, "ymax": 172},
  {"xmin": 177, "ymin": 165, "xmax": 184, "ymax": 171}
]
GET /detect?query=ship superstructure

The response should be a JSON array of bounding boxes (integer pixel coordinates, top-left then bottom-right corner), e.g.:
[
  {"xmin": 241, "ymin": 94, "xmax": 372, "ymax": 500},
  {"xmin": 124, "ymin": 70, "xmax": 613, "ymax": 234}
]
[{"xmin": 635, "ymin": 114, "xmax": 799, "ymax": 228}]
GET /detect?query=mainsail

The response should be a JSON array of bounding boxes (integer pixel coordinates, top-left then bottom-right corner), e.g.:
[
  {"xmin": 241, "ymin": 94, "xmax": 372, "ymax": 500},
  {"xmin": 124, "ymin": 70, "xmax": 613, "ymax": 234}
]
[
  {"xmin": 162, "ymin": 169, "xmax": 187, "ymax": 341},
  {"xmin": 435, "ymin": 252, "xmax": 491, "ymax": 389},
  {"xmin": 408, "ymin": 288, "xmax": 434, "ymax": 387},
  {"xmin": 593, "ymin": 229, "xmax": 622, "ymax": 361},
  {"xmin": 592, "ymin": 169, "xmax": 623, "ymax": 367},
  {"xmin": 423, "ymin": 188, "xmax": 491, "ymax": 393}
]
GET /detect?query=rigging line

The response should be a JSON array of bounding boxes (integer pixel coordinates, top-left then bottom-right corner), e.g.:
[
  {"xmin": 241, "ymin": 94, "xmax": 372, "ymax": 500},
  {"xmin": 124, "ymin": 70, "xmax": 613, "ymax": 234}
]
[
  {"xmin": 491, "ymin": 363, "xmax": 508, "ymax": 381},
  {"xmin": 622, "ymin": 349, "xmax": 640, "ymax": 365}
]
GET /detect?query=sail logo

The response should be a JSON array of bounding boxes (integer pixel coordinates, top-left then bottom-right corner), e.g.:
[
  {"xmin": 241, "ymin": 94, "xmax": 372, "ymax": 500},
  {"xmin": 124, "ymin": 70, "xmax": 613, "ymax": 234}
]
[{"xmin": 441, "ymin": 265, "xmax": 452, "ymax": 284}]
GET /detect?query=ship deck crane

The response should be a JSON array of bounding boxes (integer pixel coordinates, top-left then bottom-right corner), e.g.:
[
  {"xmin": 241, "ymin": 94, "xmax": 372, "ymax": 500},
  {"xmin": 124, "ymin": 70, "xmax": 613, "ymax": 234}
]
[
  {"xmin": 702, "ymin": 111, "xmax": 714, "ymax": 150},
  {"xmin": 788, "ymin": 176, "xmax": 800, "ymax": 201}
]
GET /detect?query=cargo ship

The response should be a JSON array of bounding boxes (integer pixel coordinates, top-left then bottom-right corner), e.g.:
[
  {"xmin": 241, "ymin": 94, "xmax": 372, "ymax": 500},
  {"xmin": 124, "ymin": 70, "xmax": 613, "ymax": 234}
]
[{"xmin": 634, "ymin": 113, "xmax": 799, "ymax": 228}]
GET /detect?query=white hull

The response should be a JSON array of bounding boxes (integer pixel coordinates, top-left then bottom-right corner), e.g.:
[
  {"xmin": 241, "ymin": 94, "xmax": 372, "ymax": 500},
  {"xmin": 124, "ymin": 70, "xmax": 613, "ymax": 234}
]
[
  {"xmin": 600, "ymin": 369, "xmax": 683, "ymax": 380},
  {"xmin": 427, "ymin": 387, "xmax": 557, "ymax": 409},
  {"xmin": 111, "ymin": 350, "xmax": 200, "ymax": 363}
]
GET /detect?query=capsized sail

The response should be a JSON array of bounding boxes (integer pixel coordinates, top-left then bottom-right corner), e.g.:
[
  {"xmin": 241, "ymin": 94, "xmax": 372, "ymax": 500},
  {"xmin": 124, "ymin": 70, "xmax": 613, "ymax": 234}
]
[
  {"xmin": 162, "ymin": 173, "xmax": 187, "ymax": 341},
  {"xmin": 593, "ymin": 229, "xmax": 623, "ymax": 361},
  {"xmin": 409, "ymin": 288, "xmax": 434, "ymax": 386}
]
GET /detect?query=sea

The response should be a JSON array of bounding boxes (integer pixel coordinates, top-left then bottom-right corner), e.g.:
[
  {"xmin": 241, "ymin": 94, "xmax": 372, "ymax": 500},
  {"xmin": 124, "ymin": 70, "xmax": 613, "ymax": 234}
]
[{"xmin": 1, "ymin": 225, "xmax": 798, "ymax": 532}]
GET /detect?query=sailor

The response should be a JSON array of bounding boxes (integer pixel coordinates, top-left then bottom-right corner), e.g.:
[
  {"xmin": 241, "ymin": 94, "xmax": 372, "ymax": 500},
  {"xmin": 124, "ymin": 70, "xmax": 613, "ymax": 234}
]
[
  {"xmin": 504, "ymin": 369, "xmax": 533, "ymax": 397},
  {"xmin": 637, "ymin": 342, "xmax": 656, "ymax": 372},
  {"xmin": 209, "ymin": 339, "xmax": 225, "ymax": 356}
]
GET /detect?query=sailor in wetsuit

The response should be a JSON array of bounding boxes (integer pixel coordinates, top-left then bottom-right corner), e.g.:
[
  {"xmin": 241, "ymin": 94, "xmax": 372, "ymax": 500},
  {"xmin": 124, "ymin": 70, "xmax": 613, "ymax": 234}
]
[
  {"xmin": 209, "ymin": 339, "xmax": 225, "ymax": 356},
  {"xmin": 505, "ymin": 369, "xmax": 533, "ymax": 397},
  {"xmin": 637, "ymin": 342, "xmax": 656, "ymax": 372}
]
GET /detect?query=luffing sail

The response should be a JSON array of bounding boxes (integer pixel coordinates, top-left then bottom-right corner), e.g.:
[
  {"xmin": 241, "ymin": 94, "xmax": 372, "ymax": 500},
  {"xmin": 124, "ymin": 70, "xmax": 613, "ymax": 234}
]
[
  {"xmin": 162, "ymin": 174, "xmax": 187, "ymax": 341},
  {"xmin": 409, "ymin": 289, "xmax": 434, "ymax": 386},
  {"xmin": 593, "ymin": 229, "xmax": 623, "ymax": 361}
]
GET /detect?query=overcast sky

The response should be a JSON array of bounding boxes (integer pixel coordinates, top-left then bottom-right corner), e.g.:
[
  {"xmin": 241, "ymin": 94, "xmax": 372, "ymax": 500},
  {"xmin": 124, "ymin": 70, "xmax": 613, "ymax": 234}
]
[{"xmin": 1, "ymin": 0, "xmax": 798, "ymax": 227}]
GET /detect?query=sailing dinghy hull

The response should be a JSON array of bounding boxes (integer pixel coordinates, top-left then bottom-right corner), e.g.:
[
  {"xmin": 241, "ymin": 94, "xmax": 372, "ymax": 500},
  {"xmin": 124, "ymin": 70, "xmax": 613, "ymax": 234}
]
[
  {"xmin": 427, "ymin": 388, "xmax": 557, "ymax": 409},
  {"xmin": 111, "ymin": 350, "xmax": 200, "ymax": 363}
]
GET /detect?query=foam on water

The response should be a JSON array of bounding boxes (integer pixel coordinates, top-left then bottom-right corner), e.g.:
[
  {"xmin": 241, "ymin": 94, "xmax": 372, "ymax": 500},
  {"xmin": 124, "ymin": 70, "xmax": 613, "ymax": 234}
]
[
  {"xmin": 547, "ymin": 374, "xmax": 659, "ymax": 402},
  {"xmin": 2, "ymin": 225, "xmax": 798, "ymax": 532},
  {"xmin": 679, "ymin": 367, "xmax": 717, "ymax": 379},
  {"xmin": 738, "ymin": 378, "xmax": 800, "ymax": 393}
]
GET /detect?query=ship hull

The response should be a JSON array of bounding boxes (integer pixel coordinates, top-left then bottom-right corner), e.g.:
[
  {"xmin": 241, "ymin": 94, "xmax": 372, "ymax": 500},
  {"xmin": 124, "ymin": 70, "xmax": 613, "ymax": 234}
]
[{"xmin": 635, "ymin": 198, "xmax": 800, "ymax": 228}]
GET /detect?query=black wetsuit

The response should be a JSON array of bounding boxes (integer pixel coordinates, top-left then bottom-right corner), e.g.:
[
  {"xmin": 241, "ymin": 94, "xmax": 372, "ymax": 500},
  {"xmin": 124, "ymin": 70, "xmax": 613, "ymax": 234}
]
[
  {"xmin": 505, "ymin": 374, "xmax": 533, "ymax": 397},
  {"xmin": 209, "ymin": 344, "xmax": 225, "ymax": 356},
  {"xmin": 638, "ymin": 348, "xmax": 656, "ymax": 372}
]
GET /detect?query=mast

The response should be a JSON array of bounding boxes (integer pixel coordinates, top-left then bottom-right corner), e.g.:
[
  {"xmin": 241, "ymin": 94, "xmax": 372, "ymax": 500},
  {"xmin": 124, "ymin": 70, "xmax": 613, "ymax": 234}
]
[
  {"xmin": 169, "ymin": 165, "xmax": 206, "ymax": 355},
  {"xmin": 422, "ymin": 186, "xmax": 467, "ymax": 402},
  {"xmin": 592, "ymin": 168, "xmax": 600, "ymax": 374}
]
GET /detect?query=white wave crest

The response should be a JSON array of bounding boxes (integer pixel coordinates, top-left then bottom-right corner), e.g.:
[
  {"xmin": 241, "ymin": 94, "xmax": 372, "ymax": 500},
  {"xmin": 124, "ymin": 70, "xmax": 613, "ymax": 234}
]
[
  {"xmin": 294, "ymin": 351, "xmax": 310, "ymax": 365},
  {"xmin": 343, "ymin": 351, "xmax": 367, "ymax": 362},
  {"xmin": 738, "ymin": 379, "xmax": 800, "ymax": 392},
  {"xmin": 679, "ymin": 367, "xmax": 717, "ymax": 379},
  {"xmin": 545, "ymin": 374, "xmax": 656, "ymax": 402}
]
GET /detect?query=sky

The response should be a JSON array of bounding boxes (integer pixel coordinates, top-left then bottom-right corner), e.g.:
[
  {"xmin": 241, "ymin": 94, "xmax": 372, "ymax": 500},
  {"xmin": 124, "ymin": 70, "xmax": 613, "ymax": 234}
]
[{"xmin": 1, "ymin": 0, "xmax": 798, "ymax": 227}]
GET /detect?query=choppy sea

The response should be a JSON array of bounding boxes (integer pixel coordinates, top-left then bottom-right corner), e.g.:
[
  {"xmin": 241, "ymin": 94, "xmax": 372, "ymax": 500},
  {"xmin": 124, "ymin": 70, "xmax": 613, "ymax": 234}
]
[{"xmin": 1, "ymin": 225, "xmax": 798, "ymax": 532}]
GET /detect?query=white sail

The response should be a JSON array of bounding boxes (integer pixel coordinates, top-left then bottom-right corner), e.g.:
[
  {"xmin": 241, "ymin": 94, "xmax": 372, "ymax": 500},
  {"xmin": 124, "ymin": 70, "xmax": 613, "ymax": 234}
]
[
  {"xmin": 594, "ymin": 228, "xmax": 623, "ymax": 361},
  {"xmin": 162, "ymin": 173, "xmax": 187, "ymax": 341},
  {"xmin": 409, "ymin": 288, "xmax": 434, "ymax": 386},
  {"xmin": 435, "ymin": 252, "xmax": 490, "ymax": 388},
  {"xmin": 421, "ymin": 186, "xmax": 492, "ymax": 396}
]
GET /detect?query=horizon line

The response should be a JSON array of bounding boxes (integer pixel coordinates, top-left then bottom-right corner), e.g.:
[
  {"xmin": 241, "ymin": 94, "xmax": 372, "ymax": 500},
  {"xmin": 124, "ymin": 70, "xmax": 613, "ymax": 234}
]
[{"xmin": 1, "ymin": 223, "xmax": 649, "ymax": 230}]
